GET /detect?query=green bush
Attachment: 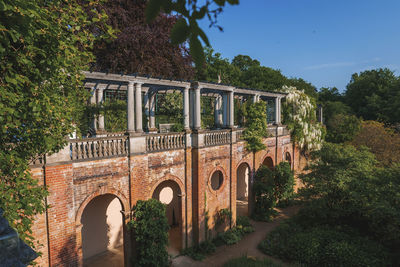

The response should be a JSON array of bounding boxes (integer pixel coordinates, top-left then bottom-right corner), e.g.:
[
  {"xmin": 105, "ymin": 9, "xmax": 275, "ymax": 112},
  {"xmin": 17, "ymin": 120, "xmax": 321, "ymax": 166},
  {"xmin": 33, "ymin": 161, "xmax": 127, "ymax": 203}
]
[
  {"xmin": 253, "ymin": 162, "xmax": 295, "ymax": 221},
  {"xmin": 128, "ymin": 199, "xmax": 169, "ymax": 267},
  {"xmin": 260, "ymin": 222, "xmax": 389, "ymax": 266},
  {"xmin": 182, "ymin": 240, "xmax": 216, "ymax": 261}
]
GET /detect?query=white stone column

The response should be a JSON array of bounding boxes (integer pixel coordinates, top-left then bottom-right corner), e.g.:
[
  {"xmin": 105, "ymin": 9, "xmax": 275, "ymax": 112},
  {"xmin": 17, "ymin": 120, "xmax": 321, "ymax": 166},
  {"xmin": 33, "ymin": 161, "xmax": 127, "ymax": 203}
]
[
  {"xmin": 149, "ymin": 93, "xmax": 156, "ymax": 131},
  {"xmin": 90, "ymin": 88, "xmax": 97, "ymax": 131},
  {"xmin": 97, "ymin": 88, "xmax": 105, "ymax": 132},
  {"xmin": 135, "ymin": 82, "xmax": 143, "ymax": 133},
  {"xmin": 252, "ymin": 94, "xmax": 259, "ymax": 104},
  {"xmin": 222, "ymin": 93, "xmax": 228, "ymax": 127},
  {"xmin": 229, "ymin": 91, "xmax": 234, "ymax": 128},
  {"xmin": 275, "ymin": 97, "xmax": 281, "ymax": 125},
  {"xmin": 127, "ymin": 81, "xmax": 135, "ymax": 133},
  {"xmin": 144, "ymin": 92, "xmax": 150, "ymax": 131},
  {"xmin": 214, "ymin": 95, "xmax": 223, "ymax": 127},
  {"xmin": 183, "ymin": 86, "xmax": 190, "ymax": 130},
  {"xmin": 194, "ymin": 86, "xmax": 201, "ymax": 130}
]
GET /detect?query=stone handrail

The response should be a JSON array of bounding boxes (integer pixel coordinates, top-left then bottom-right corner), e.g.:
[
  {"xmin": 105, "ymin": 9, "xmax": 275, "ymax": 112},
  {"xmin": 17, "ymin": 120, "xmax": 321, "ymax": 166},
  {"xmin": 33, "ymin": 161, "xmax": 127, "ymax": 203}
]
[
  {"xmin": 70, "ymin": 135, "xmax": 128, "ymax": 160},
  {"xmin": 236, "ymin": 129, "xmax": 245, "ymax": 141},
  {"xmin": 204, "ymin": 129, "xmax": 231, "ymax": 146},
  {"xmin": 146, "ymin": 132, "xmax": 186, "ymax": 152}
]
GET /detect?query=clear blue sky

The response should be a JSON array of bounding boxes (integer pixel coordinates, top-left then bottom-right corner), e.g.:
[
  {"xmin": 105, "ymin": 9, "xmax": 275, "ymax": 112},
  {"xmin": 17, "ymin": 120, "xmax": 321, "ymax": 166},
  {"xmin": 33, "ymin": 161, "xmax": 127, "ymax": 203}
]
[{"xmin": 199, "ymin": 0, "xmax": 400, "ymax": 92}]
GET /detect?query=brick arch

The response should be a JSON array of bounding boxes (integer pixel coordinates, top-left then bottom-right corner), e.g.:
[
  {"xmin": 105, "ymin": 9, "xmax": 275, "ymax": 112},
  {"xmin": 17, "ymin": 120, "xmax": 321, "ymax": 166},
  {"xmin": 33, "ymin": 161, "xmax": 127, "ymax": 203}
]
[
  {"xmin": 260, "ymin": 153, "xmax": 274, "ymax": 170},
  {"xmin": 236, "ymin": 159, "xmax": 252, "ymax": 171},
  {"xmin": 207, "ymin": 165, "xmax": 228, "ymax": 194},
  {"xmin": 75, "ymin": 187, "xmax": 129, "ymax": 225},
  {"xmin": 149, "ymin": 173, "xmax": 185, "ymax": 199}
]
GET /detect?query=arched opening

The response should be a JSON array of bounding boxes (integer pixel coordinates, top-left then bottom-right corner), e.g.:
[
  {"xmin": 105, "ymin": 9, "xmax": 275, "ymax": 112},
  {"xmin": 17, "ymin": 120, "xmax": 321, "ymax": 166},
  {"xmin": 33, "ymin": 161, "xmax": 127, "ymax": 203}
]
[
  {"xmin": 262, "ymin": 156, "xmax": 274, "ymax": 170},
  {"xmin": 210, "ymin": 170, "xmax": 224, "ymax": 190},
  {"xmin": 152, "ymin": 180, "xmax": 182, "ymax": 256},
  {"xmin": 236, "ymin": 163, "xmax": 250, "ymax": 216},
  {"xmin": 81, "ymin": 194, "xmax": 124, "ymax": 267},
  {"xmin": 285, "ymin": 152, "xmax": 292, "ymax": 168}
]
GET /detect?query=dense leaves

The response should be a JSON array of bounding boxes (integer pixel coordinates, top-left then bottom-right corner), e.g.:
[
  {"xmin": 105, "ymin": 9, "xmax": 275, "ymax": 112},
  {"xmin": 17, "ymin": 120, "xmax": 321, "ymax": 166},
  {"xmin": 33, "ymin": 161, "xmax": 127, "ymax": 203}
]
[
  {"xmin": 129, "ymin": 199, "xmax": 169, "ymax": 267},
  {"xmin": 253, "ymin": 162, "xmax": 294, "ymax": 221},
  {"xmin": 345, "ymin": 68, "xmax": 400, "ymax": 125},
  {"xmin": 242, "ymin": 101, "xmax": 269, "ymax": 152},
  {"xmin": 261, "ymin": 143, "xmax": 400, "ymax": 266},
  {"xmin": 351, "ymin": 120, "xmax": 400, "ymax": 166},
  {"xmin": 325, "ymin": 113, "xmax": 361, "ymax": 143},
  {"xmin": 0, "ymin": 0, "xmax": 111, "ymax": 245},
  {"xmin": 93, "ymin": 0, "xmax": 194, "ymax": 79}
]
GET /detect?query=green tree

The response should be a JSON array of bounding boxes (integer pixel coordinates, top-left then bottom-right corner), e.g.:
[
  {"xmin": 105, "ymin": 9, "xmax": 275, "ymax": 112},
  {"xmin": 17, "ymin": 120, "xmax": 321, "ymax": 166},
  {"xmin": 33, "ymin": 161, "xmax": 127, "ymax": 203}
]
[
  {"xmin": 345, "ymin": 68, "xmax": 400, "ymax": 124},
  {"xmin": 318, "ymin": 87, "xmax": 343, "ymax": 103},
  {"xmin": 351, "ymin": 120, "xmax": 400, "ymax": 166},
  {"xmin": 325, "ymin": 113, "xmax": 361, "ymax": 143},
  {"xmin": 287, "ymin": 78, "xmax": 318, "ymax": 99},
  {"xmin": 0, "ymin": 0, "xmax": 111, "ymax": 245}
]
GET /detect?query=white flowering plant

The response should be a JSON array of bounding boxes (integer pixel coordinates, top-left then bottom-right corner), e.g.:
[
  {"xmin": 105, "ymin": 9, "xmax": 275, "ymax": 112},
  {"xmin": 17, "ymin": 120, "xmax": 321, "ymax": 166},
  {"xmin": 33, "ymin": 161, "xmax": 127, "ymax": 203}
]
[{"xmin": 282, "ymin": 86, "xmax": 325, "ymax": 152}]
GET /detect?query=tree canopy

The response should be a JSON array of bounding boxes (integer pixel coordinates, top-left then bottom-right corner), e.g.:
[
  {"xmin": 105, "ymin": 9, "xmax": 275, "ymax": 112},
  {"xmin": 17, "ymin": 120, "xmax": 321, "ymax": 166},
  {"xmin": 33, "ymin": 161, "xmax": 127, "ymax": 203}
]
[
  {"xmin": 345, "ymin": 68, "xmax": 400, "ymax": 125},
  {"xmin": 93, "ymin": 0, "xmax": 194, "ymax": 80},
  {"xmin": 0, "ymin": 0, "xmax": 111, "ymax": 245}
]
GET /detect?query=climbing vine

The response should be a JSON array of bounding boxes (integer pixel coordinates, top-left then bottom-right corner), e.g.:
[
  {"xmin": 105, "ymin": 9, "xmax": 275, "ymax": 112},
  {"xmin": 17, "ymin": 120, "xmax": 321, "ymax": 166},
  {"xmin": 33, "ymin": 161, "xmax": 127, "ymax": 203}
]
[
  {"xmin": 242, "ymin": 101, "xmax": 269, "ymax": 152},
  {"xmin": 282, "ymin": 85, "xmax": 324, "ymax": 152}
]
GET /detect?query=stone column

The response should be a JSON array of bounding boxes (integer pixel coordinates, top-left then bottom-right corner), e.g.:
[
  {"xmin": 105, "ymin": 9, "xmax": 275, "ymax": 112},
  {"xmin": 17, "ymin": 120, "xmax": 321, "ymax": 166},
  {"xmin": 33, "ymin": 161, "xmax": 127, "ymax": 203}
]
[
  {"xmin": 317, "ymin": 104, "xmax": 323, "ymax": 124},
  {"xmin": 90, "ymin": 88, "xmax": 97, "ymax": 131},
  {"xmin": 144, "ymin": 92, "xmax": 149, "ymax": 131},
  {"xmin": 252, "ymin": 94, "xmax": 259, "ymax": 104},
  {"xmin": 222, "ymin": 93, "xmax": 228, "ymax": 127},
  {"xmin": 229, "ymin": 91, "xmax": 234, "ymax": 128},
  {"xmin": 194, "ymin": 86, "xmax": 201, "ymax": 130},
  {"xmin": 149, "ymin": 93, "xmax": 156, "ymax": 131},
  {"xmin": 97, "ymin": 88, "xmax": 105, "ymax": 132},
  {"xmin": 275, "ymin": 97, "xmax": 281, "ymax": 125},
  {"xmin": 214, "ymin": 95, "xmax": 223, "ymax": 127},
  {"xmin": 183, "ymin": 86, "xmax": 190, "ymax": 130},
  {"xmin": 135, "ymin": 82, "xmax": 143, "ymax": 133},
  {"xmin": 127, "ymin": 81, "xmax": 135, "ymax": 133}
]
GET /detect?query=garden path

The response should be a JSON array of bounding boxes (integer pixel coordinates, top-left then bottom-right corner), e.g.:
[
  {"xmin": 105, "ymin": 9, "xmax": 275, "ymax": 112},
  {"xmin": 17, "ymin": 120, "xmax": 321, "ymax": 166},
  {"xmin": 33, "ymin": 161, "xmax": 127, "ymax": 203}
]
[{"xmin": 172, "ymin": 206, "xmax": 300, "ymax": 267}]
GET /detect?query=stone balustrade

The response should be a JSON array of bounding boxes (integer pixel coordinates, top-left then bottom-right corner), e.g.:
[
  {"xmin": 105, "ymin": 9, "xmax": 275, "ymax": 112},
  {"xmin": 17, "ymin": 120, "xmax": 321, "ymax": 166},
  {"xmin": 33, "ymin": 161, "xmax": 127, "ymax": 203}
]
[
  {"xmin": 236, "ymin": 129, "xmax": 245, "ymax": 141},
  {"xmin": 204, "ymin": 129, "xmax": 231, "ymax": 147},
  {"xmin": 70, "ymin": 135, "xmax": 128, "ymax": 160},
  {"xmin": 146, "ymin": 132, "xmax": 186, "ymax": 152}
]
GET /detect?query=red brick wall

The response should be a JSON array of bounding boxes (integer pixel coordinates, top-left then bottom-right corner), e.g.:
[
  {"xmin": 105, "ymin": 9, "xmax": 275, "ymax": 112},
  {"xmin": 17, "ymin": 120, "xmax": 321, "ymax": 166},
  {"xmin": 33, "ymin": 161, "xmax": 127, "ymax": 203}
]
[{"xmin": 30, "ymin": 133, "xmax": 303, "ymax": 266}]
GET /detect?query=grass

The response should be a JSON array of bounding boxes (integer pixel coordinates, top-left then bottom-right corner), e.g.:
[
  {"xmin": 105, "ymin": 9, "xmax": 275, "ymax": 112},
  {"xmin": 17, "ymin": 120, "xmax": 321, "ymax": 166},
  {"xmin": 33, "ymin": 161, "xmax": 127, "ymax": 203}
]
[{"xmin": 223, "ymin": 256, "xmax": 282, "ymax": 267}]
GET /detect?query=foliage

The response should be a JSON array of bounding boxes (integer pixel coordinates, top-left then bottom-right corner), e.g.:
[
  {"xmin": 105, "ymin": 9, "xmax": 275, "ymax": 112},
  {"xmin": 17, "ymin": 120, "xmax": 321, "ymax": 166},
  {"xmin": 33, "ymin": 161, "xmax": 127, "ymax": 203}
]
[
  {"xmin": 145, "ymin": 0, "xmax": 239, "ymax": 68},
  {"xmin": 93, "ymin": 0, "xmax": 194, "ymax": 79},
  {"xmin": 351, "ymin": 120, "xmax": 400, "ymax": 166},
  {"xmin": 345, "ymin": 68, "xmax": 400, "ymax": 124},
  {"xmin": 128, "ymin": 199, "xmax": 169, "ymax": 267},
  {"xmin": 223, "ymin": 256, "xmax": 282, "ymax": 267},
  {"xmin": 103, "ymin": 99, "xmax": 127, "ymax": 132},
  {"xmin": 182, "ymin": 239, "xmax": 216, "ymax": 261},
  {"xmin": 321, "ymin": 100, "xmax": 352, "ymax": 125},
  {"xmin": 242, "ymin": 101, "xmax": 269, "ymax": 152},
  {"xmin": 214, "ymin": 216, "xmax": 254, "ymax": 246},
  {"xmin": 282, "ymin": 86, "xmax": 324, "ymax": 152},
  {"xmin": 325, "ymin": 113, "xmax": 361, "ymax": 143},
  {"xmin": 260, "ymin": 222, "xmax": 389, "ymax": 267},
  {"xmin": 200, "ymin": 49, "xmax": 317, "ymax": 99},
  {"xmin": 0, "ymin": 0, "xmax": 111, "ymax": 246},
  {"xmin": 317, "ymin": 87, "xmax": 343, "ymax": 103},
  {"xmin": 253, "ymin": 162, "xmax": 295, "ymax": 221},
  {"xmin": 201, "ymin": 96, "xmax": 215, "ymax": 129},
  {"xmin": 215, "ymin": 208, "xmax": 232, "ymax": 226},
  {"xmin": 260, "ymin": 143, "xmax": 400, "ymax": 266}
]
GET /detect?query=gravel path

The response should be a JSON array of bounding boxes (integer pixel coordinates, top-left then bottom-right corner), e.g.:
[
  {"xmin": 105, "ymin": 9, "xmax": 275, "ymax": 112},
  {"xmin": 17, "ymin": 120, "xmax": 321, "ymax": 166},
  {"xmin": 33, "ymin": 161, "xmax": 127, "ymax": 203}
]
[{"xmin": 172, "ymin": 206, "xmax": 300, "ymax": 267}]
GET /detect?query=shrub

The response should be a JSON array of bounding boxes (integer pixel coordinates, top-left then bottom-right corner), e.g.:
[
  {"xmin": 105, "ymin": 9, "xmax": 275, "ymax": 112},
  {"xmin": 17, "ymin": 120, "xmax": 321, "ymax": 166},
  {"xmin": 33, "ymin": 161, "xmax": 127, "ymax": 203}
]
[
  {"xmin": 128, "ymin": 199, "xmax": 169, "ymax": 267},
  {"xmin": 253, "ymin": 162, "xmax": 295, "ymax": 221},
  {"xmin": 182, "ymin": 240, "xmax": 216, "ymax": 261},
  {"xmin": 260, "ymin": 222, "xmax": 390, "ymax": 266}
]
